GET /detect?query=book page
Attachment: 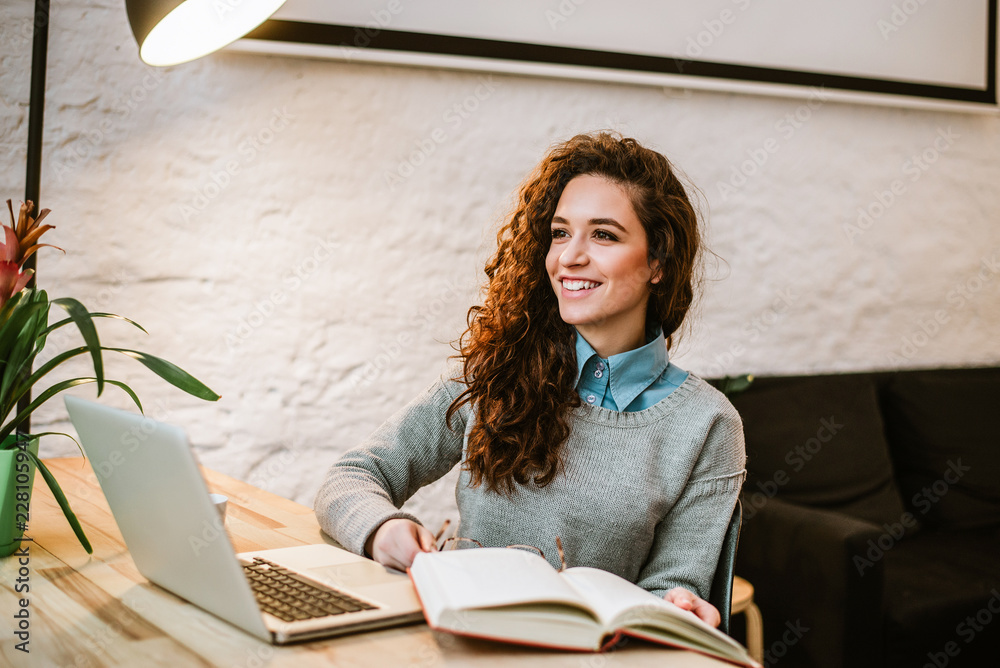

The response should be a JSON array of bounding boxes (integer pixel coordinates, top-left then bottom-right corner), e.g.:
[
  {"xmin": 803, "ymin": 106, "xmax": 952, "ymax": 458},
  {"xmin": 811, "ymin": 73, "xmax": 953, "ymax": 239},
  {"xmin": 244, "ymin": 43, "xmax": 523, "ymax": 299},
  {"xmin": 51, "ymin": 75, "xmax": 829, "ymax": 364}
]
[
  {"xmin": 561, "ymin": 568, "xmax": 753, "ymax": 662},
  {"xmin": 626, "ymin": 626, "xmax": 756, "ymax": 666},
  {"xmin": 411, "ymin": 548, "xmax": 592, "ymax": 615},
  {"xmin": 560, "ymin": 567, "xmax": 674, "ymax": 627}
]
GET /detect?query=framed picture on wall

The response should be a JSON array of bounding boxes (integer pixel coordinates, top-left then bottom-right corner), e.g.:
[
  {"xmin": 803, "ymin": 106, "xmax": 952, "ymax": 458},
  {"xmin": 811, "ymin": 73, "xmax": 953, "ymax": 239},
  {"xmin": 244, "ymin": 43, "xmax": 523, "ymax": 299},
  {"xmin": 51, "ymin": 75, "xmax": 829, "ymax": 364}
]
[{"xmin": 231, "ymin": 0, "xmax": 998, "ymax": 113}]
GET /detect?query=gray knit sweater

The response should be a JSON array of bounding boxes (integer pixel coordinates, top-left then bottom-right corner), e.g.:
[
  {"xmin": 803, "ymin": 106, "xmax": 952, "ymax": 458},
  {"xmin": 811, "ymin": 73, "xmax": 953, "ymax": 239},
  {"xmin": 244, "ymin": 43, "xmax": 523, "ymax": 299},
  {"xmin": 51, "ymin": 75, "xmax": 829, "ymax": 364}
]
[{"xmin": 314, "ymin": 368, "xmax": 746, "ymax": 600}]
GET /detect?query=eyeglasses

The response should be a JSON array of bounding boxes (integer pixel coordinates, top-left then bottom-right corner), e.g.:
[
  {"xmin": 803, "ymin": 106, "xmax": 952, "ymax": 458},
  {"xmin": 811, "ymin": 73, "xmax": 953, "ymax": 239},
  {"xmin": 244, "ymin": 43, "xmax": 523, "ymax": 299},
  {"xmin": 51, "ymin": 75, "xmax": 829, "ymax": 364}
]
[{"xmin": 434, "ymin": 519, "xmax": 566, "ymax": 571}]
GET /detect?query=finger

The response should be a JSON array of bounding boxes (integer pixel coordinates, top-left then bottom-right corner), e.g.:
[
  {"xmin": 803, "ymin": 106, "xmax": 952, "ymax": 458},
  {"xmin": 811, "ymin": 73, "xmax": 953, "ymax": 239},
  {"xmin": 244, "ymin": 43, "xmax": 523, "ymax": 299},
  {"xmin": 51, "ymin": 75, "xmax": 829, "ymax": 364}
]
[
  {"xmin": 416, "ymin": 526, "xmax": 437, "ymax": 553},
  {"xmin": 665, "ymin": 587, "xmax": 695, "ymax": 610},
  {"xmin": 693, "ymin": 600, "xmax": 722, "ymax": 628},
  {"xmin": 394, "ymin": 525, "xmax": 427, "ymax": 568}
]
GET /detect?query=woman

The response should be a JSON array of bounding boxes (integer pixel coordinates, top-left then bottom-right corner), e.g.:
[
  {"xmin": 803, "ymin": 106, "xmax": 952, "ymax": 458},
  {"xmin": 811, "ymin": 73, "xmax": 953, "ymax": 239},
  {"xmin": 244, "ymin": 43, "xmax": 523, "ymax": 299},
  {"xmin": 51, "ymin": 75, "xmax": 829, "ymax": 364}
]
[{"xmin": 315, "ymin": 132, "xmax": 746, "ymax": 627}]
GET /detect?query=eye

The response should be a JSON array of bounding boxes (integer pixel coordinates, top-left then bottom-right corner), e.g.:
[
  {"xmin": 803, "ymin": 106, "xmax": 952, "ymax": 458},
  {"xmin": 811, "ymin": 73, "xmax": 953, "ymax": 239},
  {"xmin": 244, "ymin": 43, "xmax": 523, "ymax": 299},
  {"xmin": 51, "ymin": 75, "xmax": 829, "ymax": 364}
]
[
  {"xmin": 551, "ymin": 228, "xmax": 569, "ymax": 239},
  {"xmin": 594, "ymin": 229, "xmax": 618, "ymax": 241}
]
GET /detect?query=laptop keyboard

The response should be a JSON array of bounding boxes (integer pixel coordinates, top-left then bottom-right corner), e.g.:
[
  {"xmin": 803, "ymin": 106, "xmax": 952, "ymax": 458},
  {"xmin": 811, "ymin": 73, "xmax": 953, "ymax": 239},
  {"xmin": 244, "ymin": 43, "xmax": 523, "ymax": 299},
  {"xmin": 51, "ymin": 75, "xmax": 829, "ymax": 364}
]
[{"xmin": 243, "ymin": 557, "xmax": 377, "ymax": 623}]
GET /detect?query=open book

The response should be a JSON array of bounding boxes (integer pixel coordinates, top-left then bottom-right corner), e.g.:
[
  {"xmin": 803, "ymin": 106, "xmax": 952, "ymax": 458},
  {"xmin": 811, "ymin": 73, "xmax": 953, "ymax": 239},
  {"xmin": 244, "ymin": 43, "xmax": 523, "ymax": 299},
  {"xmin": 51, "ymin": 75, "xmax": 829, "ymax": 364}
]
[{"xmin": 409, "ymin": 548, "xmax": 760, "ymax": 667}]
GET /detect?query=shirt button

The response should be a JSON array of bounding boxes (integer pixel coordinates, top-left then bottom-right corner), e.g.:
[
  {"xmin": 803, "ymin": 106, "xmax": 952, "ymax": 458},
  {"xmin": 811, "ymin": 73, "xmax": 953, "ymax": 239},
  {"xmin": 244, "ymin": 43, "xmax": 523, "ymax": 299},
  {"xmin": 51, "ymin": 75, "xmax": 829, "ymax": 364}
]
[
  {"xmin": 586, "ymin": 394, "xmax": 597, "ymax": 404},
  {"xmin": 594, "ymin": 369, "xmax": 603, "ymax": 378},
  {"xmin": 596, "ymin": 361, "xmax": 606, "ymax": 370}
]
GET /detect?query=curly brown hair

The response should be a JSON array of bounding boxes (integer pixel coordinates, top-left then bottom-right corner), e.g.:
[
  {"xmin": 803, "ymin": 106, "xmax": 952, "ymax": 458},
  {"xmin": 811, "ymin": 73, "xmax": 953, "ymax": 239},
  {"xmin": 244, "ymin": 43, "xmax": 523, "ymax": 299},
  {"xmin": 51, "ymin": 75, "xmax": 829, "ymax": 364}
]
[{"xmin": 446, "ymin": 132, "xmax": 703, "ymax": 495}]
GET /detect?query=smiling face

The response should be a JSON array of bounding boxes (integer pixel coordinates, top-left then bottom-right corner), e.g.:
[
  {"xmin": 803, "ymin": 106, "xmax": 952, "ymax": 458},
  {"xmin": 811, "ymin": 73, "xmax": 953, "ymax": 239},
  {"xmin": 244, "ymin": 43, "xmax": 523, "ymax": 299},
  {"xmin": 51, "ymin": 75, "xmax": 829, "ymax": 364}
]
[{"xmin": 545, "ymin": 174, "xmax": 659, "ymax": 357}]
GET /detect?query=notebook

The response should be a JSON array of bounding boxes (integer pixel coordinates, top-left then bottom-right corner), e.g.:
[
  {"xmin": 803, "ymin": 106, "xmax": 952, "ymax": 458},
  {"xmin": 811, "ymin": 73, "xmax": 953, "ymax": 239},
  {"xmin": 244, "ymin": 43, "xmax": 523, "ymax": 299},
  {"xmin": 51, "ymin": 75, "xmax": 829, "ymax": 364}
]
[{"xmin": 64, "ymin": 395, "xmax": 424, "ymax": 644}]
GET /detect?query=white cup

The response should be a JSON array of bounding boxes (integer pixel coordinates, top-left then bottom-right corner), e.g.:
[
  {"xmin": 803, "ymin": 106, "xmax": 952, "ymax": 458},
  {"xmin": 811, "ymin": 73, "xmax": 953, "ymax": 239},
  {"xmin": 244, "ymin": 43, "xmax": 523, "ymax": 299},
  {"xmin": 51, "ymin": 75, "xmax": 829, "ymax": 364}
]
[{"xmin": 209, "ymin": 493, "xmax": 228, "ymax": 521}]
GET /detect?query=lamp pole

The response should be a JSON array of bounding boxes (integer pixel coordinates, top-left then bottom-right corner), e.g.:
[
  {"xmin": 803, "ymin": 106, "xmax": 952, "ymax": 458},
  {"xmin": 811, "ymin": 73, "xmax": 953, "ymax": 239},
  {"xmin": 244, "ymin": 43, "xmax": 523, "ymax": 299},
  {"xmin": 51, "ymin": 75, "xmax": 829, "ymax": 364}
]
[
  {"xmin": 18, "ymin": 0, "xmax": 50, "ymax": 434},
  {"xmin": 25, "ymin": 0, "xmax": 49, "ymax": 262}
]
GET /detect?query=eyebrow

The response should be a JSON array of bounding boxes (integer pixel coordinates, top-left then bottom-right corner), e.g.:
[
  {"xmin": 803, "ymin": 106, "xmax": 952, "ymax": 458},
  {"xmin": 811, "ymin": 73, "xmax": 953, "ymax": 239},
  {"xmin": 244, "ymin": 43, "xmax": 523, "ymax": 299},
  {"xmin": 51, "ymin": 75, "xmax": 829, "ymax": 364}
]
[{"xmin": 551, "ymin": 216, "xmax": 628, "ymax": 233}]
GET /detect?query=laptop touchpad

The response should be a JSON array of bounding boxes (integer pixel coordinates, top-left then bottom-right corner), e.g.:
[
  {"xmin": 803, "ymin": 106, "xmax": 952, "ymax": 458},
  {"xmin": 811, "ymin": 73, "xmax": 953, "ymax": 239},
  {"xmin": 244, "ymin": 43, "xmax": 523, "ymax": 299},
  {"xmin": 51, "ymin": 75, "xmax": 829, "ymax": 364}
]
[{"xmin": 308, "ymin": 561, "xmax": 407, "ymax": 589}]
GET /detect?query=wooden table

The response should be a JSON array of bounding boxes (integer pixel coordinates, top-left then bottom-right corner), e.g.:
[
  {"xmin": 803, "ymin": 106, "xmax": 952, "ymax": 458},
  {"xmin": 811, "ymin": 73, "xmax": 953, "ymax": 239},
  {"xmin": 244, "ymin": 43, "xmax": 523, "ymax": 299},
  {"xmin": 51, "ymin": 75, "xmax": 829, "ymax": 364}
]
[{"xmin": 1, "ymin": 458, "xmax": 732, "ymax": 667}]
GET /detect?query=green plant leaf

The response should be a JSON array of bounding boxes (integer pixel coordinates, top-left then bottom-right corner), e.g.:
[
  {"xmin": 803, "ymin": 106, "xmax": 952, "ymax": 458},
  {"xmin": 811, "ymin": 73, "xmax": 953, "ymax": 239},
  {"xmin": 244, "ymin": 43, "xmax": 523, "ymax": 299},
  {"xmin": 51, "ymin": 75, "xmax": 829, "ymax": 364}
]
[
  {"xmin": 9, "ymin": 344, "xmax": 204, "ymax": 418},
  {"xmin": 7, "ymin": 345, "xmax": 91, "ymax": 410},
  {"xmin": 105, "ymin": 348, "xmax": 220, "ymax": 401},
  {"xmin": 1, "ymin": 432, "xmax": 36, "ymax": 450},
  {"xmin": 51, "ymin": 298, "xmax": 104, "ymax": 396},
  {"xmin": 0, "ymin": 289, "xmax": 25, "ymax": 330},
  {"xmin": 718, "ymin": 374, "xmax": 755, "ymax": 397},
  {"xmin": 23, "ymin": 431, "xmax": 85, "ymax": 457},
  {"xmin": 0, "ymin": 297, "xmax": 47, "ymax": 365},
  {"xmin": 0, "ymin": 378, "xmax": 143, "ymax": 443},
  {"xmin": 42, "ymin": 312, "xmax": 148, "ymax": 338},
  {"xmin": 23, "ymin": 449, "xmax": 93, "ymax": 554},
  {"xmin": 0, "ymin": 297, "xmax": 50, "ymax": 404},
  {"xmin": 0, "ymin": 298, "xmax": 50, "ymax": 419},
  {"xmin": 101, "ymin": 380, "xmax": 143, "ymax": 413}
]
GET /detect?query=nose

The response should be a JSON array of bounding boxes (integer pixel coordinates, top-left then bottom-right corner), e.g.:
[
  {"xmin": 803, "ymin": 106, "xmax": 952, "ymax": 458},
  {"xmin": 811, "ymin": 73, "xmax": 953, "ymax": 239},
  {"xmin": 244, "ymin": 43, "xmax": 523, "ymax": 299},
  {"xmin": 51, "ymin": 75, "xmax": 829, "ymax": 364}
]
[{"xmin": 559, "ymin": 235, "xmax": 589, "ymax": 268}]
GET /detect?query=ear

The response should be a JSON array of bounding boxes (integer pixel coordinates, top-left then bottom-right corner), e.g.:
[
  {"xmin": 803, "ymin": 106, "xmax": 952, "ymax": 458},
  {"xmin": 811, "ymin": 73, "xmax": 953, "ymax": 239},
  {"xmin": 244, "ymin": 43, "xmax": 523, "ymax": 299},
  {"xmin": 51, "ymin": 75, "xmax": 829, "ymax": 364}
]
[{"xmin": 649, "ymin": 259, "xmax": 663, "ymax": 285}]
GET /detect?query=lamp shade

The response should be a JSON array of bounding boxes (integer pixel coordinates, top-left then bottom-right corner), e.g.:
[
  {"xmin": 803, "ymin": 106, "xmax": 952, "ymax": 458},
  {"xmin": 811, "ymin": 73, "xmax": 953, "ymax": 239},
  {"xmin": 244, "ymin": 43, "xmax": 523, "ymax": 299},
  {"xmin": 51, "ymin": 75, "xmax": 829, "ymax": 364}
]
[{"xmin": 125, "ymin": 0, "xmax": 286, "ymax": 66}]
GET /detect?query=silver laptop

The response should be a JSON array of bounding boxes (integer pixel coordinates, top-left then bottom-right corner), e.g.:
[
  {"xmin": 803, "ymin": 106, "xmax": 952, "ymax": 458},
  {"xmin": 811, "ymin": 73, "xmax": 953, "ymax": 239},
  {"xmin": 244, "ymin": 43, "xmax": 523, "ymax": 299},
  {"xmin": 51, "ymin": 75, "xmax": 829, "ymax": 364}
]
[{"xmin": 64, "ymin": 395, "xmax": 424, "ymax": 644}]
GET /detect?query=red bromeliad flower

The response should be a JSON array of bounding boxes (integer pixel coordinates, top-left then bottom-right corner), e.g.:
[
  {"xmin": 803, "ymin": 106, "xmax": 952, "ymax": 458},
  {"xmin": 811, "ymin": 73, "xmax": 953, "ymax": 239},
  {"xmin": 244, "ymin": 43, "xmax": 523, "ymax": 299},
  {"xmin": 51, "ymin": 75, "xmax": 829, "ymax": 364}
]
[
  {"xmin": 10, "ymin": 199, "xmax": 60, "ymax": 265},
  {"xmin": 1, "ymin": 200, "xmax": 62, "ymax": 309}
]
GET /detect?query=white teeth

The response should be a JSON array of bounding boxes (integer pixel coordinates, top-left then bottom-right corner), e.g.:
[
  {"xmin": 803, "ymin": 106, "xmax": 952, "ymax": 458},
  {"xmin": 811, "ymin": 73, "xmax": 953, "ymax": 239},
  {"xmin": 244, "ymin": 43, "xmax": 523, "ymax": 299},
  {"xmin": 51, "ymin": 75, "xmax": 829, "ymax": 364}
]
[{"xmin": 563, "ymin": 280, "xmax": 599, "ymax": 291}]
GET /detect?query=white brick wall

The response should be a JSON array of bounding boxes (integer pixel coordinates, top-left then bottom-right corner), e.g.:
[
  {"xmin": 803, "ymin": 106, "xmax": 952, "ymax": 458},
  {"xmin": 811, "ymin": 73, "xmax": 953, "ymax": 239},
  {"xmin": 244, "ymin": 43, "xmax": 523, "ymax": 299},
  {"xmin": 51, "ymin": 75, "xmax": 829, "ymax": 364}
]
[{"xmin": 2, "ymin": 1, "xmax": 998, "ymax": 530}]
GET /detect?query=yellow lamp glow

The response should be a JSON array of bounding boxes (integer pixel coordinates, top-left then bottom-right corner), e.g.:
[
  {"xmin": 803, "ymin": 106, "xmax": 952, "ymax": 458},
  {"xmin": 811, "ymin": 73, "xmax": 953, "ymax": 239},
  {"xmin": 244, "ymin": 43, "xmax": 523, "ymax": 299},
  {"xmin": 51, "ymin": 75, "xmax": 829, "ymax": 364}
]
[{"xmin": 126, "ymin": 0, "xmax": 287, "ymax": 67}]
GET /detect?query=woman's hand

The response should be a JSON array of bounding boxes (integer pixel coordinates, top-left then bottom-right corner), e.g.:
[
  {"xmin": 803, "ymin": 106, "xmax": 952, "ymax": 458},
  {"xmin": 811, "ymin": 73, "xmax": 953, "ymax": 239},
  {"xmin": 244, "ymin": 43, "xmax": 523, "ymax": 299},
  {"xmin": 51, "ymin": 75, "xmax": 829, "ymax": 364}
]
[
  {"xmin": 365, "ymin": 518, "xmax": 437, "ymax": 571},
  {"xmin": 664, "ymin": 587, "xmax": 721, "ymax": 628}
]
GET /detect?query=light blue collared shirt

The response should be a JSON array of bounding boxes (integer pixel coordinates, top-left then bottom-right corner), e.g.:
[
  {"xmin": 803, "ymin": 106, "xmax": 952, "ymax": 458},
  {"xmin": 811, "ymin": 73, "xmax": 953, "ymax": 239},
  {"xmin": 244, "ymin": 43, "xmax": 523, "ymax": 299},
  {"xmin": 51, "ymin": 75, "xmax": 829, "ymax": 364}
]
[{"xmin": 574, "ymin": 328, "xmax": 690, "ymax": 412}]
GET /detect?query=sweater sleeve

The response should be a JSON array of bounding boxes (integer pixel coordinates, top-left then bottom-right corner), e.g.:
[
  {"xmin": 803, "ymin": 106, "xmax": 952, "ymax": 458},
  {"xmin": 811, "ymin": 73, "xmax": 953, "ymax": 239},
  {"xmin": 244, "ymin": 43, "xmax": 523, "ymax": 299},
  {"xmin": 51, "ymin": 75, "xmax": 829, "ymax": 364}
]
[
  {"xmin": 635, "ymin": 400, "xmax": 747, "ymax": 600},
  {"xmin": 313, "ymin": 370, "xmax": 469, "ymax": 555}
]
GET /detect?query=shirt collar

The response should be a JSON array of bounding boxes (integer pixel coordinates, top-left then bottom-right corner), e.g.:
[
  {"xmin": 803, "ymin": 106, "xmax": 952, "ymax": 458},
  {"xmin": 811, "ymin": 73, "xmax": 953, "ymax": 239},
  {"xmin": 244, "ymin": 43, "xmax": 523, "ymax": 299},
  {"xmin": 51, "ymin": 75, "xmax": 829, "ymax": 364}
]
[{"xmin": 574, "ymin": 327, "xmax": 670, "ymax": 410}]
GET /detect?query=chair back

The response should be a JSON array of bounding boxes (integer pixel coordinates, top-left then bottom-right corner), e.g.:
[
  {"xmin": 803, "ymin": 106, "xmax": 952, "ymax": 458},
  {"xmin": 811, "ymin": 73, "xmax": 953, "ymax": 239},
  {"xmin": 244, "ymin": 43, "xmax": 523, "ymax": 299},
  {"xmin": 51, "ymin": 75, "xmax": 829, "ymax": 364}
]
[{"xmin": 709, "ymin": 498, "xmax": 742, "ymax": 635}]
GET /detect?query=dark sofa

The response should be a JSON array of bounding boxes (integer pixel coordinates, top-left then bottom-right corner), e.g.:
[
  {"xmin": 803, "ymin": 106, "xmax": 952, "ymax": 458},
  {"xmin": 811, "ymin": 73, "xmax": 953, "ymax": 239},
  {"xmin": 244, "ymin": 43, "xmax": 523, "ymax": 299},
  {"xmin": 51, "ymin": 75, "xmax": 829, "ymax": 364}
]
[{"xmin": 726, "ymin": 366, "xmax": 1000, "ymax": 668}]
